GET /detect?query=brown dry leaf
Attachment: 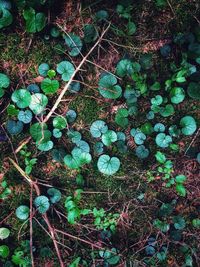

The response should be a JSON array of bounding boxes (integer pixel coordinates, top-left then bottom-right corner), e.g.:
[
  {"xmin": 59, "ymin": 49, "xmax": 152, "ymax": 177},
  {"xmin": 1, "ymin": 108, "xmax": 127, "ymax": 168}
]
[
  {"xmin": 33, "ymin": 76, "xmax": 44, "ymax": 83},
  {"xmin": 142, "ymin": 39, "xmax": 171, "ymax": 53}
]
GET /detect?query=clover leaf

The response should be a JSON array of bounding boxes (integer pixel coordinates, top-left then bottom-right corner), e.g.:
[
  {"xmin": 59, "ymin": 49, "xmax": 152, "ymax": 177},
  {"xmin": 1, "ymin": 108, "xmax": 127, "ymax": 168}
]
[
  {"xmin": 180, "ymin": 116, "xmax": 197, "ymax": 135},
  {"xmin": 97, "ymin": 154, "xmax": 120, "ymax": 175},
  {"xmin": 98, "ymin": 74, "xmax": 122, "ymax": 99},
  {"xmin": 56, "ymin": 61, "xmax": 75, "ymax": 81},
  {"xmin": 102, "ymin": 130, "xmax": 117, "ymax": 146},
  {"xmin": 18, "ymin": 110, "xmax": 32, "ymax": 124},
  {"xmin": 16, "ymin": 205, "xmax": 30, "ymax": 220},
  {"xmin": 11, "ymin": 89, "xmax": 31, "ymax": 108},
  {"xmin": 34, "ymin": 195, "xmax": 50, "ymax": 214},
  {"xmin": 90, "ymin": 120, "xmax": 108, "ymax": 138},
  {"xmin": 29, "ymin": 93, "xmax": 48, "ymax": 114},
  {"xmin": 156, "ymin": 133, "xmax": 172, "ymax": 148},
  {"xmin": 41, "ymin": 78, "xmax": 59, "ymax": 94}
]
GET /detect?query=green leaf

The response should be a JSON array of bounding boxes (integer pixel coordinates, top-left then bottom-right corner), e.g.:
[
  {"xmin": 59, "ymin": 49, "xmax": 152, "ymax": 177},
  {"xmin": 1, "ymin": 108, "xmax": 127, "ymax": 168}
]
[
  {"xmin": 83, "ymin": 24, "xmax": 98, "ymax": 43},
  {"xmin": 176, "ymin": 184, "xmax": 186, "ymax": 197},
  {"xmin": 0, "ymin": 245, "xmax": 10, "ymax": 258},
  {"xmin": 34, "ymin": 195, "xmax": 50, "ymax": 214},
  {"xmin": 0, "ymin": 73, "xmax": 10, "ymax": 98},
  {"xmin": 0, "ymin": 227, "xmax": 10, "ymax": 240},
  {"xmin": 16, "ymin": 205, "xmax": 30, "ymax": 220},
  {"xmin": 64, "ymin": 33, "xmax": 83, "ymax": 57},
  {"xmin": 64, "ymin": 148, "xmax": 92, "ymax": 169},
  {"xmin": 159, "ymin": 104, "xmax": 175, "ymax": 117},
  {"xmin": 38, "ymin": 63, "xmax": 50, "ymax": 77},
  {"xmin": 102, "ymin": 130, "xmax": 117, "ymax": 146},
  {"xmin": 98, "ymin": 74, "xmax": 122, "ymax": 99},
  {"xmin": 29, "ymin": 93, "xmax": 48, "ymax": 114},
  {"xmin": 173, "ymin": 216, "xmax": 186, "ymax": 230},
  {"xmin": 67, "ymin": 130, "xmax": 82, "ymax": 143},
  {"xmin": 175, "ymin": 175, "xmax": 186, "ymax": 183},
  {"xmin": 47, "ymin": 188, "xmax": 61, "ymax": 204},
  {"xmin": 94, "ymin": 141, "xmax": 104, "ymax": 155},
  {"xmin": 168, "ymin": 125, "xmax": 180, "ymax": 137},
  {"xmin": 197, "ymin": 153, "xmax": 200, "ymax": 164},
  {"xmin": 156, "ymin": 133, "xmax": 172, "ymax": 148},
  {"xmin": 134, "ymin": 132, "xmax": 146, "ymax": 145},
  {"xmin": 154, "ymin": 123, "xmax": 165, "ymax": 133},
  {"xmin": 192, "ymin": 219, "xmax": 200, "ymax": 228},
  {"xmin": 127, "ymin": 21, "xmax": 136, "ymax": 35},
  {"xmin": 153, "ymin": 219, "xmax": 169, "ymax": 232},
  {"xmin": 140, "ymin": 122, "xmax": 154, "ymax": 135},
  {"xmin": 6, "ymin": 120, "xmax": 23, "ymax": 135},
  {"xmin": 116, "ymin": 59, "xmax": 139, "ymax": 77},
  {"xmin": 155, "ymin": 151, "xmax": 166, "ymax": 164},
  {"xmin": 180, "ymin": 116, "xmax": 197, "ymax": 136},
  {"xmin": 66, "ymin": 109, "xmax": 77, "ymax": 123},
  {"xmin": 90, "ymin": 120, "xmax": 108, "ymax": 138},
  {"xmin": 135, "ymin": 145, "xmax": 149, "ymax": 159},
  {"xmin": 30, "ymin": 122, "xmax": 48, "ymax": 141},
  {"xmin": 76, "ymin": 140, "xmax": 90, "ymax": 153},
  {"xmin": 7, "ymin": 104, "xmax": 19, "ymax": 116},
  {"xmin": 41, "ymin": 78, "xmax": 59, "ymax": 94},
  {"xmin": 97, "ymin": 154, "xmax": 120, "ymax": 175},
  {"xmin": 95, "ymin": 10, "xmax": 109, "ymax": 21},
  {"xmin": 170, "ymin": 87, "xmax": 185, "ymax": 104},
  {"xmin": 53, "ymin": 128, "xmax": 62, "ymax": 138},
  {"xmin": 187, "ymin": 82, "xmax": 200, "ymax": 100},
  {"xmin": 0, "ymin": 7, "xmax": 13, "ymax": 29},
  {"xmin": 151, "ymin": 95, "xmax": 163, "ymax": 106},
  {"xmin": 56, "ymin": 61, "xmax": 75, "ymax": 81},
  {"xmin": 37, "ymin": 140, "xmax": 54, "ymax": 151},
  {"xmin": 53, "ymin": 116, "xmax": 67, "ymax": 130},
  {"xmin": 18, "ymin": 110, "xmax": 32, "ymax": 124},
  {"xmin": 69, "ymin": 257, "xmax": 81, "ymax": 267},
  {"xmin": 139, "ymin": 54, "xmax": 153, "ymax": 70},
  {"xmin": 11, "ymin": 89, "xmax": 31, "ymax": 108},
  {"xmin": 115, "ymin": 108, "xmax": 129, "ymax": 127},
  {"xmin": 23, "ymin": 8, "xmax": 46, "ymax": 33}
]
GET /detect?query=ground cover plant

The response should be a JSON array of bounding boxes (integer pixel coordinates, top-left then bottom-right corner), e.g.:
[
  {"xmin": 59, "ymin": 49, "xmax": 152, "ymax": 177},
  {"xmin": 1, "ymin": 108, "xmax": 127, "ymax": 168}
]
[{"xmin": 0, "ymin": 0, "xmax": 200, "ymax": 266}]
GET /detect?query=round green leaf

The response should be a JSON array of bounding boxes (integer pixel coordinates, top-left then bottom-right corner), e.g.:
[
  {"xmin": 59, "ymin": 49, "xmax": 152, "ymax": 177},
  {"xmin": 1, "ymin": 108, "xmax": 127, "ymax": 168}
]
[
  {"xmin": 90, "ymin": 120, "xmax": 108, "ymax": 138},
  {"xmin": 135, "ymin": 145, "xmax": 149, "ymax": 159},
  {"xmin": 47, "ymin": 188, "xmax": 61, "ymax": 204},
  {"xmin": 94, "ymin": 141, "xmax": 104, "ymax": 155},
  {"xmin": 83, "ymin": 24, "xmax": 98, "ymax": 43},
  {"xmin": 53, "ymin": 116, "xmax": 67, "ymax": 130},
  {"xmin": 37, "ymin": 140, "xmax": 54, "ymax": 151},
  {"xmin": 187, "ymin": 82, "xmax": 200, "ymax": 100},
  {"xmin": 66, "ymin": 109, "xmax": 77, "ymax": 123},
  {"xmin": 156, "ymin": 133, "xmax": 172, "ymax": 148},
  {"xmin": 0, "ymin": 245, "xmax": 10, "ymax": 258},
  {"xmin": 0, "ymin": 73, "xmax": 10, "ymax": 89},
  {"xmin": 154, "ymin": 123, "xmax": 165, "ymax": 133},
  {"xmin": 180, "ymin": 116, "xmax": 197, "ymax": 136},
  {"xmin": 64, "ymin": 33, "xmax": 83, "ymax": 57},
  {"xmin": 38, "ymin": 63, "xmax": 50, "ymax": 77},
  {"xmin": 151, "ymin": 95, "xmax": 163, "ymax": 106},
  {"xmin": 159, "ymin": 104, "xmax": 175, "ymax": 117},
  {"xmin": 6, "ymin": 120, "xmax": 23, "ymax": 135},
  {"xmin": 29, "ymin": 93, "xmax": 48, "ymax": 114},
  {"xmin": 53, "ymin": 128, "xmax": 62, "ymax": 138},
  {"xmin": 97, "ymin": 154, "xmax": 120, "ymax": 175},
  {"xmin": 56, "ymin": 61, "xmax": 75, "ymax": 81},
  {"xmin": 170, "ymin": 87, "xmax": 185, "ymax": 104},
  {"xmin": 11, "ymin": 89, "xmax": 31, "ymax": 108},
  {"xmin": 41, "ymin": 78, "xmax": 59, "ymax": 94},
  {"xmin": 102, "ymin": 130, "xmax": 117, "ymax": 146},
  {"xmin": 16, "ymin": 205, "xmax": 30, "ymax": 220},
  {"xmin": 0, "ymin": 228, "xmax": 10, "ymax": 240},
  {"xmin": 18, "ymin": 110, "xmax": 32, "ymax": 124},
  {"xmin": 98, "ymin": 74, "xmax": 122, "ymax": 99},
  {"xmin": 34, "ymin": 195, "xmax": 50, "ymax": 214},
  {"xmin": 134, "ymin": 132, "xmax": 146, "ymax": 145}
]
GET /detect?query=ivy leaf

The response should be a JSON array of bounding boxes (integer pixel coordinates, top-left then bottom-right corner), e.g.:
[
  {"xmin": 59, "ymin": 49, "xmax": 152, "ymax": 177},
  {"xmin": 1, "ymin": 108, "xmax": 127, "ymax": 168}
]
[
  {"xmin": 0, "ymin": 7, "xmax": 13, "ymax": 29},
  {"xmin": 94, "ymin": 142, "xmax": 104, "ymax": 155},
  {"xmin": 76, "ymin": 140, "xmax": 90, "ymax": 153},
  {"xmin": 159, "ymin": 104, "xmax": 175, "ymax": 117},
  {"xmin": 176, "ymin": 184, "xmax": 186, "ymax": 197},
  {"xmin": 56, "ymin": 61, "xmax": 75, "ymax": 81},
  {"xmin": 97, "ymin": 154, "xmax": 120, "ymax": 175},
  {"xmin": 151, "ymin": 95, "xmax": 163, "ymax": 105},
  {"xmin": 187, "ymin": 82, "xmax": 200, "ymax": 100},
  {"xmin": 11, "ymin": 89, "xmax": 31, "ymax": 108},
  {"xmin": 41, "ymin": 78, "xmax": 59, "ymax": 94},
  {"xmin": 51, "ymin": 148, "xmax": 66, "ymax": 163},
  {"xmin": 68, "ymin": 81, "xmax": 81, "ymax": 93},
  {"xmin": 37, "ymin": 140, "xmax": 54, "ymax": 151},
  {"xmin": 18, "ymin": 110, "xmax": 32, "ymax": 124},
  {"xmin": 66, "ymin": 109, "xmax": 77, "ymax": 123},
  {"xmin": 153, "ymin": 219, "xmax": 170, "ymax": 232},
  {"xmin": 98, "ymin": 74, "xmax": 122, "ymax": 99},
  {"xmin": 140, "ymin": 122, "xmax": 154, "ymax": 135},
  {"xmin": 47, "ymin": 188, "xmax": 61, "ymax": 204},
  {"xmin": 180, "ymin": 116, "xmax": 197, "ymax": 135},
  {"xmin": 16, "ymin": 205, "xmax": 30, "ymax": 220},
  {"xmin": 53, "ymin": 116, "xmax": 67, "ymax": 130},
  {"xmin": 83, "ymin": 24, "xmax": 98, "ymax": 43},
  {"xmin": 0, "ymin": 227, "xmax": 10, "ymax": 240},
  {"xmin": 0, "ymin": 73, "xmax": 10, "ymax": 97},
  {"xmin": 29, "ymin": 93, "xmax": 48, "ymax": 114},
  {"xmin": 115, "ymin": 108, "xmax": 129, "ymax": 127},
  {"xmin": 102, "ymin": 130, "xmax": 117, "ymax": 146},
  {"xmin": 6, "ymin": 120, "xmax": 23, "ymax": 135},
  {"xmin": 156, "ymin": 133, "xmax": 172, "ymax": 148},
  {"xmin": 116, "ymin": 59, "xmax": 139, "ymax": 77},
  {"xmin": 90, "ymin": 120, "xmax": 108, "ymax": 138},
  {"xmin": 154, "ymin": 123, "xmax": 165, "ymax": 133},
  {"xmin": 64, "ymin": 33, "xmax": 83, "ymax": 57},
  {"xmin": 34, "ymin": 196, "xmax": 50, "ymax": 214},
  {"xmin": 30, "ymin": 122, "xmax": 49, "ymax": 142},
  {"xmin": 67, "ymin": 130, "xmax": 82, "ymax": 144},
  {"xmin": 27, "ymin": 83, "xmax": 40, "ymax": 93},
  {"xmin": 127, "ymin": 21, "xmax": 136, "ymax": 35},
  {"xmin": 53, "ymin": 128, "xmax": 62, "ymax": 138}
]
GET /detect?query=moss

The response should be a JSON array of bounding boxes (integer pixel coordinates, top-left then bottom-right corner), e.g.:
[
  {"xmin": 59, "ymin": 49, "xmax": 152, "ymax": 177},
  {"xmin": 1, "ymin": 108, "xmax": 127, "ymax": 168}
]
[{"xmin": 69, "ymin": 95, "xmax": 102, "ymax": 125}]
